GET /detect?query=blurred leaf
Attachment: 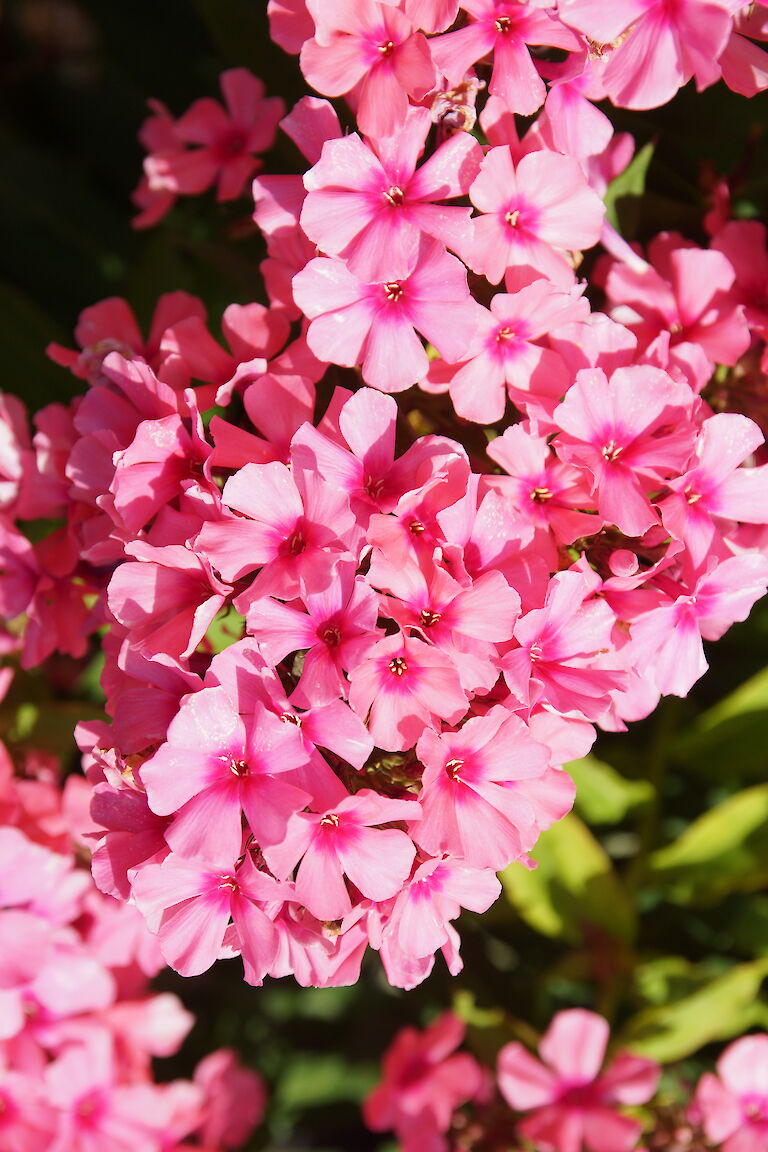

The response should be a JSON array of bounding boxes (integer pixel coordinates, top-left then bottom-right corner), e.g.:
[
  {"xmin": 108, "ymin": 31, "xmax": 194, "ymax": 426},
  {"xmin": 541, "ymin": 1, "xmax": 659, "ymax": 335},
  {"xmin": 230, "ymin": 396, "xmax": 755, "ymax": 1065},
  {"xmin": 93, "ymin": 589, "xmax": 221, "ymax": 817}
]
[
  {"xmin": 274, "ymin": 1054, "xmax": 377, "ymax": 1112},
  {"xmin": 650, "ymin": 784, "xmax": 768, "ymax": 904},
  {"xmin": 604, "ymin": 141, "xmax": 655, "ymax": 232},
  {"xmin": 500, "ymin": 814, "xmax": 635, "ymax": 945},
  {"xmin": 672, "ymin": 667, "xmax": 768, "ymax": 779},
  {"xmin": 619, "ymin": 959, "xmax": 768, "ymax": 1062},
  {"xmin": 569, "ymin": 755, "xmax": 654, "ymax": 825}
]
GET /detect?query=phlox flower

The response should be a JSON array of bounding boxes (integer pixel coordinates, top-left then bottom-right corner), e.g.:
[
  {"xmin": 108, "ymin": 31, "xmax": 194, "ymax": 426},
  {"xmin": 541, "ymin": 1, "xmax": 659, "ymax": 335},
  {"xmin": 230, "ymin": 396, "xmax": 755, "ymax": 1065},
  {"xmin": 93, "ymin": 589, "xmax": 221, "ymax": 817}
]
[
  {"xmin": 414, "ymin": 705, "xmax": 554, "ymax": 869},
  {"xmin": 430, "ymin": 0, "xmax": 580, "ymax": 116},
  {"xmin": 467, "ymin": 147, "xmax": 605, "ymax": 287},
  {"xmin": 140, "ymin": 686, "xmax": 311, "ymax": 864},
  {"xmin": 377, "ymin": 856, "xmax": 501, "ymax": 984},
  {"xmin": 503, "ymin": 569, "xmax": 626, "ymax": 723},
  {"xmin": 195, "ymin": 458, "xmax": 357, "ymax": 600},
  {"xmin": 348, "ymin": 631, "xmax": 468, "ymax": 752},
  {"xmin": 263, "ymin": 789, "xmax": 419, "ymax": 921},
  {"xmin": 553, "ymin": 365, "xmax": 695, "ymax": 538},
  {"xmin": 659, "ymin": 412, "xmax": 768, "ymax": 567},
  {"xmin": 694, "ymin": 1033, "xmax": 768, "ymax": 1152},
  {"xmin": 446, "ymin": 279, "xmax": 590, "ymax": 424},
  {"xmin": 301, "ymin": 105, "xmax": 482, "ymax": 282},
  {"xmin": 497, "ymin": 1008, "xmax": 660, "ymax": 1152},
  {"xmin": 293, "ymin": 239, "xmax": 482, "ymax": 393},
  {"xmin": 602, "ymin": 232, "xmax": 751, "ymax": 376},
  {"xmin": 144, "ymin": 68, "xmax": 284, "ymax": 202},
  {"xmin": 246, "ymin": 558, "xmax": 381, "ymax": 705},
  {"xmin": 193, "ymin": 1049, "xmax": 267, "ymax": 1151},
  {"xmin": 363, "ymin": 1012, "xmax": 485, "ymax": 1152},
  {"xmin": 558, "ymin": 0, "xmax": 735, "ymax": 110},
  {"xmin": 131, "ymin": 851, "xmax": 286, "ymax": 982},
  {"xmin": 300, "ymin": 0, "xmax": 435, "ymax": 139},
  {"xmin": 629, "ymin": 553, "xmax": 768, "ymax": 697}
]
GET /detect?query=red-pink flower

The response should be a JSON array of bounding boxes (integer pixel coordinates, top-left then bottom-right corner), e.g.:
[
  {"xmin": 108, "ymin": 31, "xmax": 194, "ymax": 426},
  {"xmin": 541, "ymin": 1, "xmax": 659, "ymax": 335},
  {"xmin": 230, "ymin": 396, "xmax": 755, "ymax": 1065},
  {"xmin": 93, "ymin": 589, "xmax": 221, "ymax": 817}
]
[
  {"xmin": 364, "ymin": 1012, "xmax": 485, "ymax": 1152},
  {"xmin": 145, "ymin": 69, "xmax": 283, "ymax": 202},
  {"xmin": 497, "ymin": 1008, "xmax": 660, "ymax": 1152}
]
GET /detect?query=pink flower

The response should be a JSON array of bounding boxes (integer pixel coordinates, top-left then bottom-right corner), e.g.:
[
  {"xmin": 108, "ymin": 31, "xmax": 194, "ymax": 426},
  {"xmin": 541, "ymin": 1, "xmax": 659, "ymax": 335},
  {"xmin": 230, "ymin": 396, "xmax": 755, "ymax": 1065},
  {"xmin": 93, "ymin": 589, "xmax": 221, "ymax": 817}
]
[
  {"xmin": 467, "ymin": 147, "xmax": 605, "ymax": 287},
  {"xmin": 414, "ymin": 706, "xmax": 553, "ymax": 869},
  {"xmin": 694, "ymin": 1033, "xmax": 768, "ymax": 1152},
  {"xmin": 553, "ymin": 365, "xmax": 695, "ymax": 538},
  {"xmin": 293, "ymin": 240, "xmax": 482, "ymax": 393},
  {"xmin": 301, "ymin": 105, "xmax": 482, "ymax": 281},
  {"xmin": 263, "ymin": 789, "xmax": 419, "ymax": 920},
  {"xmin": 497, "ymin": 1008, "xmax": 660, "ymax": 1152},
  {"xmin": 430, "ymin": 0, "xmax": 580, "ymax": 116},
  {"xmin": 364, "ymin": 1012, "xmax": 485, "ymax": 1152},
  {"xmin": 193, "ymin": 1049, "xmax": 267, "ymax": 1150},
  {"xmin": 145, "ymin": 69, "xmax": 283, "ymax": 202},
  {"xmin": 348, "ymin": 632, "xmax": 468, "ymax": 752},
  {"xmin": 300, "ymin": 0, "xmax": 435, "ymax": 139},
  {"xmin": 141, "ymin": 686, "xmax": 311, "ymax": 864},
  {"xmin": 558, "ymin": 0, "xmax": 734, "ymax": 109}
]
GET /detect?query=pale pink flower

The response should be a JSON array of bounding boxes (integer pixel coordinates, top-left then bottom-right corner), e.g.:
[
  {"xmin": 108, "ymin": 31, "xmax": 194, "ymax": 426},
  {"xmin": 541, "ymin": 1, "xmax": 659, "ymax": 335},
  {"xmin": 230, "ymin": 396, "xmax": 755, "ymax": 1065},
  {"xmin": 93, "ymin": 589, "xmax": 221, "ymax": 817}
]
[
  {"xmin": 293, "ymin": 240, "xmax": 482, "ymax": 393},
  {"xmin": 141, "ymin": 686, "xmax": 310, "ymax": 864},
  {"xmin": 415, "ymin": 706, "xmax": 553, "ymax": 869},
  {"xmin": 558, "ymin": 0, "xmax": 734, "ymax": 109},
  {"xmin": 694, "ymin": 1033, "xmax": 768, "ymax": 1152},
  {"xmin": 467, "ymin": 146, "xmax": 605, "ymax": 287},
  {"xmin": 348, "ymin": 631, "xmax": 468, "ymax": 752},
  {"xmin": 301, "ymin": 106, "xmax": 482, "ymax": 281},
  {"xmin": 300, "ymin": 0, "xmax": 435, "ymax": 139},
  {"xmin": 264, "ymin": 789, "xmax": 419, "ymax": 920},
  {"xmin": 430, "ymin": 0, "xmax": 580, "ymax": 116},
  {"xmin": 497, "ymin": 1008, "xmax": 660, "ymax": 1152},
  {"xmin": 193, "ymin": 1049, "xmax": 267, "ymax": 1150},
  {"xmin": 553, "ymin": 365, "xmax": 695, "ymax": 538}
]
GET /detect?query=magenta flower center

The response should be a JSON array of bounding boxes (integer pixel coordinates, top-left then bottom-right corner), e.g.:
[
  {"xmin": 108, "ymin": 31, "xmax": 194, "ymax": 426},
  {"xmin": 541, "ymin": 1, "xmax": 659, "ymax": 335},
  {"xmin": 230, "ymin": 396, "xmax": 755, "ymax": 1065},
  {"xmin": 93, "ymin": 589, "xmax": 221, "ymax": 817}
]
[
  {"xmin": 409, "ymin": 519, "xmax": 425, "ymax": 534},
  {"xmin": 383, "ymin": 185, "xmax": 405, "ymax": 207},
  {"xmin": 320, "ymin": 812, "xmax": 340, "ymax": 827},
  {"xmin": 530, "ymin": 486, "xmax": 553, "ymax": 503},
  {"xmin": 378, "ymin": 40, "xmax": 394, "ymax": 56},
  {"xmin": 389, "ymin": 656, "xmax": 408, "ymax": 677},
  {"xmin": 560, "ymin": 1081, "xmax": 598, "ymax": 1108},
  {"xmin": 685, "ymin": 485, "xmax": 702, "ymax": 504},
  {"xmin": 229, "ymin": 757, "xmax": 249, "ymax": 777},
  {"xmin": 529, "ymin": 640, "xmax": 544, "ymax": 662},
  {"xmin": 287, "ymin": 528, "xmax": 306, "ymax": 555},
  {"xmin": 743, "ymin": 1095, "xmax": 768, "ymax": 1122},
  {"xmin": 505, "ymin": 208, "xmax": 521, "ymax": 229},
  {"xmin": 419, "ymin": 608, "xmax": 442, "ymax": 627},
  {"xmin": 280, "ymin": 711, "xmax": 302, "ymax": 727},
  {"xmin": 445, "ymin": 757, "xmax": 465, "ymax": 781},
  {"xmin": 364, "ymin": 473, "xmax": 385, "ymax": 499},
  {"xmin": 496, "ymin": 326, "xmax": 516, "ymax": 343},
  {"xmin": 384, "ymin": 281, "xmax": 404, "ymax": 302},
  {"xmin": 495, "ymin": 16, "xmax": 512, "ymax": 33},
  {"xmin": 601, "ymin": 439, "xmax": 623, "ymax": 462},
  {"xmin": 321, "ymin": 624, "xmax": 342, "ymax": 647},
  {"xmin": 219, "ymin": 874, "xmax": 239, "ymax": 891}
]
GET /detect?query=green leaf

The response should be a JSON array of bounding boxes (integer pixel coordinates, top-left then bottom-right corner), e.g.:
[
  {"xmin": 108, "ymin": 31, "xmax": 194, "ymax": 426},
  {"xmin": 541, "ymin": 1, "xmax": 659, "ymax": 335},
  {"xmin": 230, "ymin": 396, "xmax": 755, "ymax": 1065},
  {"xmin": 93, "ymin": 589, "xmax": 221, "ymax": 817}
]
[
  {"xmin": 569, "ymin": 755, "xmax": 654, "ymax": 825},
  {"xmin": 619, "ymin": 960, "xmax": 768, "ymax": 1062},
  {"xmin": 275, "ymin": 1054, "xmax": 377, "ymax": 1112},
  {"xmin": 500, "ymin": 813, "xmax": 635, "ymax": 944},
  {"xmin": 604, "ymin": 141, "xmax": 655, "ymax": 232},
  {"xmin": 672, "ymin": 666, "xmax": 768, "ymax": 780},
  {"xmin": 650, "ymin": 784, "xmax": 768, "ymax": 904}
]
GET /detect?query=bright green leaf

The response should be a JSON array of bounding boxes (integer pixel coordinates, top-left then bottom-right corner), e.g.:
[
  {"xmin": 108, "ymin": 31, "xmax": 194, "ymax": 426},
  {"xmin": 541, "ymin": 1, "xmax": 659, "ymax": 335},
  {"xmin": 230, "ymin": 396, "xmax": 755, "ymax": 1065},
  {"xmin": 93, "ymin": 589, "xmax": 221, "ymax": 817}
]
[
  {"xmin": 619, "ymin": 960, "xmax": 768, "ymax": 1062},
  {"xmin": 500, "ymin": 813, "xmax": 635, "ymax": 944},
  {"xmin": 569, "ymin": 755, "xmax": 654, "ymax": 825},
  {"xmin": 650, "ymin": 784, "xmax": 768, "ymax": 904},
  {"xmin": 672, "ymin": 666, "xmax": 768, "ymax": 779}
]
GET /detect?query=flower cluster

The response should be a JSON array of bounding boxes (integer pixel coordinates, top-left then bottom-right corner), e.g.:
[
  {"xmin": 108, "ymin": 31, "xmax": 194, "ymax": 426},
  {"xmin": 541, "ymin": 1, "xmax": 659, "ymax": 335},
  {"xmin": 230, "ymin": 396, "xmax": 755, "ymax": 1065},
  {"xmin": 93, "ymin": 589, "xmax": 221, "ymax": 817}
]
[
  {"xmin": 0, "ymin": 679, "xmax": 266, "ymax": 1152},
  {"xmin": 364, "ymin": 1011, "xmax": 768, "ymax": 1152},
  {"xmin": 2, "ymin": 2, "xmax": 768, "ymax": 995}
]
